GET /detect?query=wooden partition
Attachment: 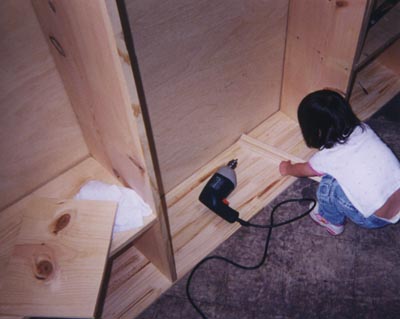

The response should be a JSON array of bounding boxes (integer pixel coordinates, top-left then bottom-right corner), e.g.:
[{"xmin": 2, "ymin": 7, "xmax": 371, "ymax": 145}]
[
  {"xmin": 0, "ymin": 0, "xmax": 89, "ymax": 210},
  {"xmin": 124, "ymin": 0, "xmax": 289, "ymax": 193}
]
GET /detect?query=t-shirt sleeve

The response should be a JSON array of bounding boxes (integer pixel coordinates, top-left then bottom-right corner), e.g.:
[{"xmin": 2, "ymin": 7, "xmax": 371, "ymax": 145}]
[{"xmin": 308, "ymin": 151, "xmax": 326, "ymax": 176}]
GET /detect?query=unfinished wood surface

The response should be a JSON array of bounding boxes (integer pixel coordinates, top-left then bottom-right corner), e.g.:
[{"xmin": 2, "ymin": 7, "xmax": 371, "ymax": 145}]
[
  {"xmin": 0, "ymin": 157, "xmax": 157, "ymax": 277},
  {"xmin": 356, "ymin": 2, "xmax": 400, "ymax": 70},
  {"xmin": 378, "ymin": 40, "xmax": 400, "ymax": 75},
  {"xmin": 103, "ymin": 246, "xmax": 171, "ymax": 319},
  {"xmin": 105, "ymin": 0, "xmax": 177, "ymax": 281},
  {"xmin": 32, "ymin": 0, "xmax": 151, "ymax": 204},
  {"xmin": 281, "ymin": 0, "xmax": 368, "ymax": 119},
  {"xmin": 125, "ymin": 0, "xmax": 289, "ymax": 193},
  {"xmin": 0, "ymin": 197, "xmax": 116, "ymax": 318},
  {"xmin": 0, "ymin": 0, "xmax": 89, "ymax": 210},
  {"xmin": 350, "ymin": 60, "xmax": 400, "ymax": 120},
  {"xmin": 249, "ymin": 111, "xmax": 313, "ymax": 160}
]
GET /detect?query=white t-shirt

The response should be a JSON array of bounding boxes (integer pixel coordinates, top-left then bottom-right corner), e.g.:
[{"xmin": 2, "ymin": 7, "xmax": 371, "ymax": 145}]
[{"xmin": 309, "ymin": 124, "xmax": 400, "ymax": 217}]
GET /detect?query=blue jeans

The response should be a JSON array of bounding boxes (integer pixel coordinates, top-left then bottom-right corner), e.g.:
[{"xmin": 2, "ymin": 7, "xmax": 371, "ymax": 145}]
[{"xmin": 317, "ymin": 175, "xmax": 390, "ymax": 229}]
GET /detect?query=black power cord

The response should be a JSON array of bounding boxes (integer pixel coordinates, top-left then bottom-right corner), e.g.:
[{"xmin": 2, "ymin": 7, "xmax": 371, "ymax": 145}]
[{"xmin": 186, "ymin": 197, "xmax": 317, "ymax": 319}]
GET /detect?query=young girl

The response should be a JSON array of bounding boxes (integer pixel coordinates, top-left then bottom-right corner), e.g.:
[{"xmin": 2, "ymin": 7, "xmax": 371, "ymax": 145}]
[{"xmin": 279, "ymin": 90, "xmax": 400, "ymax": 235}]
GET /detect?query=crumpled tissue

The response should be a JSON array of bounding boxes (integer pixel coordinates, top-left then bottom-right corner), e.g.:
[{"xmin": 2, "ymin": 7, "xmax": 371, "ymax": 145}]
[{"xmin": 74, "ymin": 180, "xmax": 152, "ymax": 233}]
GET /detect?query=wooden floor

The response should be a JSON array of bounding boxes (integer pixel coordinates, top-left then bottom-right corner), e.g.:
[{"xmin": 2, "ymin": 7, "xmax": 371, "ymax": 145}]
[{"xmin": 102, "ymin": 58, "xmax": 400, "ymax": 319}]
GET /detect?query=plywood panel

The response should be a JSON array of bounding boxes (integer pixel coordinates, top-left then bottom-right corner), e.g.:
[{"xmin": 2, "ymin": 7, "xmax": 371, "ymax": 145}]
[
  {"xmin": 0, "ymin": 197, "xmax": 116, "ymax": 318},
  {"xmin": 0, "ymin": 0, "xmax": 89, "ymax": 210},
  {"xmin": 125, "ymin": 0, "xmax": 289, "ymax": 192},
  {"xmin": 281, "ymin": 0, "xmax": 368, "ymax": 119}
]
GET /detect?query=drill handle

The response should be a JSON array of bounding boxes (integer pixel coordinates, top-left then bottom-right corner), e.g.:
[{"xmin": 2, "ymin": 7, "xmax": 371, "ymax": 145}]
[{"xmin": 199, "ymin": 188, "xmax": 239, "ymax": 223}]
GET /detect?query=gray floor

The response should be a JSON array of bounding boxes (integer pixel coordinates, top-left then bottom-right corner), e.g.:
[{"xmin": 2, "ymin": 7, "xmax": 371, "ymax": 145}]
[{"xmin": 137, "ymin": 93, "xmax": 400, "ymax": 319}]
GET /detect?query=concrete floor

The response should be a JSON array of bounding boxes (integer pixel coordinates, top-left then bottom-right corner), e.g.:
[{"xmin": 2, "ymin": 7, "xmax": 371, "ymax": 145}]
[{"xmin": 137, "ymin": 93, "xmax": 400, "ymax": 319}]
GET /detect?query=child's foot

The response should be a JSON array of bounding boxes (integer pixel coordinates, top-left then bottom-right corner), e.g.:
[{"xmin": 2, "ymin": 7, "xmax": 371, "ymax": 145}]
[{"xmin": 309, "ymin": 207, "xmax": 344, "ymax": 236}]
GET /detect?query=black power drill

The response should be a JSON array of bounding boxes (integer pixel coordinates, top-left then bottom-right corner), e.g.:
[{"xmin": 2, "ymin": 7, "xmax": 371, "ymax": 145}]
[{"xmin": 199, "ymin": 159, "xmax": 239, "ymax": 223}]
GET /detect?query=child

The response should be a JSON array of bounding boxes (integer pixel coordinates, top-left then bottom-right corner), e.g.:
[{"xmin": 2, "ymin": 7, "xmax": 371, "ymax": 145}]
[{"xmin": 279, "ymin": 90, "xmax": 400, "ymax": 235}]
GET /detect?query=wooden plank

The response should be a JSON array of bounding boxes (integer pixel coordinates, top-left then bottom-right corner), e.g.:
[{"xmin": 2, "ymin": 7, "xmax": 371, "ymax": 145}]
[
  {"xmin": 0, "ymin": 157, "xmax": 157, "ymax": 276},
  {"xmin": 0, "ymin": 197, "xmax": 116, "ymax": 318},
  {"xmin": 104, "ymin": 0, "xmax": 177, "ymax": 282},
  {"xmin": 125, "ymin": 0, "xmax": 289, "ymax": 193},
  {"xmin": 31, "ymin": 0, "xmax": 151, "ymax": 204},
  {"xmin": 0, "ymin": 0, "xmax": 89, "ymax": 210},
  {"xmin": 281, "ymin": 0, "xmax": 368, "ymax": 119},
  {"xmin": 248, "ymin": 111, "xmax": 314, "ymax": 160},
  {"xmin": 239, "ymin": 135, "xmax": 321, "ymax": 183}
]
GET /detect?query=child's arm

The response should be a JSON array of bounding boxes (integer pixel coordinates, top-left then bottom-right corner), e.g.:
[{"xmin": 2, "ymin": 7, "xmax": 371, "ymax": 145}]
[{"xmin": 279, "ymin": 160, "xmax": 321, "ymax": 178}]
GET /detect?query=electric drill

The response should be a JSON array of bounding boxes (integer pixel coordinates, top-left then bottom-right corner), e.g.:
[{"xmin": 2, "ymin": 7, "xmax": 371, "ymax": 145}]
[{"xmin": 199, "ymin": 159, "xmax": 239, "ymax": 223}]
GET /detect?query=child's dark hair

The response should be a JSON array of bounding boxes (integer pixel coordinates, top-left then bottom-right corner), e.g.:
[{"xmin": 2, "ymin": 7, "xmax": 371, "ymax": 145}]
[{"xmin": 298, "ymin": 90, "xmax": 362, "ymax": 149}]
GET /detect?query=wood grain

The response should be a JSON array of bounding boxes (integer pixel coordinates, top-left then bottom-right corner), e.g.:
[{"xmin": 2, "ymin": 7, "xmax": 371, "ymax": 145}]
[
  {"xmin": 350, "ymin": 60, "xmax": 400, "ymax": 120},
  {"xmin": 32, "ymin": 0, "xmax": 151, "ymax": 204},
  {"xmin": 0, "ymin": 197, "xmax": 116, "ymax": 318},
  {"xmin": 281, "ymin": 0, "xmax": 368, "ymax": 119},
  {"xmin": 125, "ymin": 0, "xmax": 289, "ymax": 193},
  {"xmin": 0, "ymin": 157, "xmax": 157, "ymax": 276},
  {"xmin": 0, "ymin": 0, "xmax": 89, "ymax": 210},
  {"xmin": 104, "ymin": 0, "xmax": 177, "ymax": 282}
]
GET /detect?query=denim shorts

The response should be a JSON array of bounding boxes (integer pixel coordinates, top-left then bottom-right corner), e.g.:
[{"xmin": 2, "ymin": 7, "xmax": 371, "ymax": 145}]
[{"xmin": 317, "ymin": 175, "xmax": 390, "ymax": 229}]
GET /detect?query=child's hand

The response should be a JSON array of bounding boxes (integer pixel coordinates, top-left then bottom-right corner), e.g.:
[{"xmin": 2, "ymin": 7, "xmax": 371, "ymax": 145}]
[{"xmin": 279, "ymin": 160, "xmax": 292, "ymax": 176}]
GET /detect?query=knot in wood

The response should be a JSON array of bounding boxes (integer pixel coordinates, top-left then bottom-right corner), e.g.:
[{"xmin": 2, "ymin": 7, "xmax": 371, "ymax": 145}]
[
  {"xmin": 35, "ymin": 259, "xmax": 54, "ymax": 280},
  {"xmin": 53, "ymin": 212, "xmax": 71, "ymax": 234}
]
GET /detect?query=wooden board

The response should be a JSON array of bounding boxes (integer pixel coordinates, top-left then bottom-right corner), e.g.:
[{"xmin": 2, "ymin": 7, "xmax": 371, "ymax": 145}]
[
  {"xmin": 0, "ymin": 0, "xmax": 89, "ymax": 210},
  {"xmin": 125, "ymin": 0, "xmax": 289, "ymax": 193},
  {"xmin": 32, "ymin": 0, "xmax": 152, "ymax": 205},
  {"xmin": 249, "ymin": 111, "xmax": 313, "ymax": 160},
  {"xmin": 0, "ymin": 197, "xmax": 116, "ymax": 318},
  {"xmin": 281, "ymin": 0, "xmax": 368, "ymax": 119},
  {"xmin": 104, "ymin": 0, "xmax": 177, "ymax": 282},
  {"xmin": 0, "ymin": 157, "xmax": 157, "ymax": 278}
]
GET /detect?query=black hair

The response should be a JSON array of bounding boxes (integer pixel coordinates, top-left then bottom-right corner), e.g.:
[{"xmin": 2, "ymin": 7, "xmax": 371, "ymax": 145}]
[{"xmin": 297, "ymin": 90, "xmax": 362, "ymax": 149}]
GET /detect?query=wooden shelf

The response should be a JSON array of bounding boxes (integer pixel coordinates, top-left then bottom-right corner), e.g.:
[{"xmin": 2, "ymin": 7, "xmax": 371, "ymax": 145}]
[{"xmin": 0, "ymin": 157, "xmax": 157, "ymax": 278}]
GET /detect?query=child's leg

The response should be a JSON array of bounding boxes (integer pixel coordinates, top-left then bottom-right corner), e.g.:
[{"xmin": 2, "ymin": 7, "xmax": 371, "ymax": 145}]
[{"xmin": 316, "ymin": 175, "xmax": 346, "ymax": 225}]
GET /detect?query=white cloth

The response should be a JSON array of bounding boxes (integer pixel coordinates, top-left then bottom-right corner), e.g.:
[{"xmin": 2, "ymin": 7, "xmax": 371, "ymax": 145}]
[
  {"xmin": 74, "ymin": 180, "xmax": 152, "ymax": 233},
  {"xmin": 309, "ymin": 124, "xmax": 400, "ymax": 217}
]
